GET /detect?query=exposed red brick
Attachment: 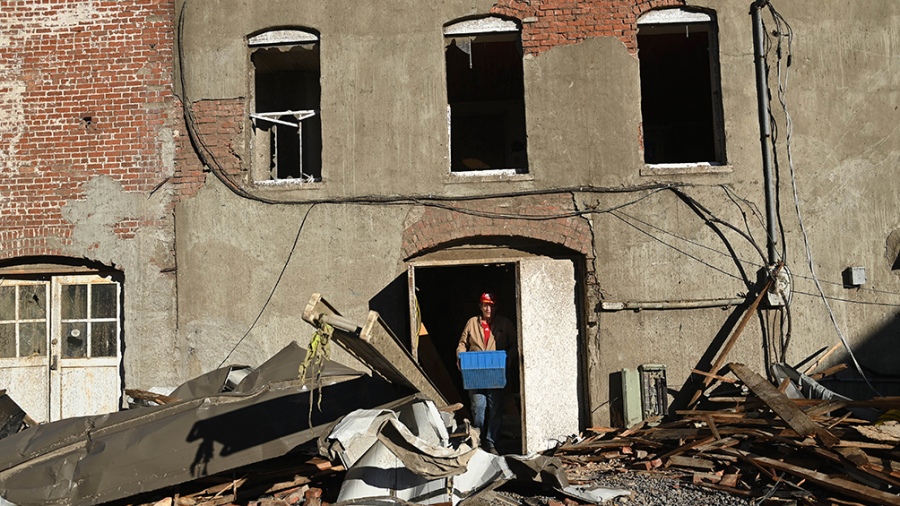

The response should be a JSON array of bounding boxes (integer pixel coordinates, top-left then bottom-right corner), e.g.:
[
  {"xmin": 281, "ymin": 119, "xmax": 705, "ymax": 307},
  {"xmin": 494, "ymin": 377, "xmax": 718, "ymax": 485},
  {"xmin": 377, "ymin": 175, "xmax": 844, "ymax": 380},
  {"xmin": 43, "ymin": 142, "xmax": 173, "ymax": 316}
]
[
  {"xmin": 0, "ymin": 0, "xmax": 181, "ymax": 261},
  {"xmin": 491, "ymin": 0, "xmax": 686, "ymax": 56}
]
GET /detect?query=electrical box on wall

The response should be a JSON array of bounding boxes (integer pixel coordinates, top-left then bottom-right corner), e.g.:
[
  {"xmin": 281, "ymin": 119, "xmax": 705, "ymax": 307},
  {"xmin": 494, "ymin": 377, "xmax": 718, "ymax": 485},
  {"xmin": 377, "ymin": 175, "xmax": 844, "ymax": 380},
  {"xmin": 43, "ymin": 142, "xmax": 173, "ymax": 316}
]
[
  {"xmin": 639, "ymin": 364, "xmax": 668, "ymax": 419},
  {"xmin": 621, "ymin": 368, "xmax": 643, "ymax": 428},
  {"xmin": 843, "ymin": 266, "xmax": 866, "ymax": 287}
]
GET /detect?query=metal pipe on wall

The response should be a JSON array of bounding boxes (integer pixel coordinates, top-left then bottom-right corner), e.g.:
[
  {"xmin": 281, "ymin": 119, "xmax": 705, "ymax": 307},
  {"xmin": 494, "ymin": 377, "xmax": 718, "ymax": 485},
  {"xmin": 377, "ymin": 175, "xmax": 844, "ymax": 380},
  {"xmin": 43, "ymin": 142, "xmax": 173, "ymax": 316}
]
[{"xmin": 751, "ymin": 0, "xmax": 779, "ymax": 266}]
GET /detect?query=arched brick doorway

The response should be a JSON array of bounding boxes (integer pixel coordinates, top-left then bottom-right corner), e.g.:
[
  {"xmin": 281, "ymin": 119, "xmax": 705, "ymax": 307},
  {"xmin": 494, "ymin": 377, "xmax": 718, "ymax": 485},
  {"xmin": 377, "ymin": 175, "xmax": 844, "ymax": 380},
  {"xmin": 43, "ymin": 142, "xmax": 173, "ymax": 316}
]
[{"xmin": 406, "ymin": 238, "xmax": 587, "ymax": 454}]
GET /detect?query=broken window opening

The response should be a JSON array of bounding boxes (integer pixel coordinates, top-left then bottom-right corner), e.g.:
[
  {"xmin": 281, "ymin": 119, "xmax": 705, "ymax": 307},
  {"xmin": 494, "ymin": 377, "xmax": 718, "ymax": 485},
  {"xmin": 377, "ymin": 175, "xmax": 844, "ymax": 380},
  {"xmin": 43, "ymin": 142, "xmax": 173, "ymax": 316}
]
[
  {"xmin": 638, "ymin": 9, "xmax": 726, "ymax": 166},
  {"xmin": 444, "ymin": 18, "xmax": 528, "ymax": 174},
  {"xmin": 250, "ymin": 32, "xmax": 322, "ymax": 183}
]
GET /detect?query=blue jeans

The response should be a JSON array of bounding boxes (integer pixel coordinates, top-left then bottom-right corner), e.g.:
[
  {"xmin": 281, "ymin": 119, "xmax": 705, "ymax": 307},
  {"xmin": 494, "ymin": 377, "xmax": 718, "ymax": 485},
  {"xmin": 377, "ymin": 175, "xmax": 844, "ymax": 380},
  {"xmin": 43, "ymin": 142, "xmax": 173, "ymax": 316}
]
[{"xmin": 469, "ymin": 389, "xmax": 504, "ymax": 449}]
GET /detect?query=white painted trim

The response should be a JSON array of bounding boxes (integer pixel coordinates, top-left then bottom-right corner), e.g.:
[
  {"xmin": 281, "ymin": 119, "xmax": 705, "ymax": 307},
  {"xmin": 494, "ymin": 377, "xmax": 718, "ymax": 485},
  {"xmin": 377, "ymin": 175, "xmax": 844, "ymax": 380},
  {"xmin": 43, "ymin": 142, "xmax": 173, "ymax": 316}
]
[
  {"xmin": 249, "ymin": 29, "xmax": 318, "ymax": 46},
  {"xmin": 443, "ymin": 17, "xmax": 518, "ymax": 36},
  {"xmin": 637, "ymin": 8, "xmax": 711, "ymax": 25}
]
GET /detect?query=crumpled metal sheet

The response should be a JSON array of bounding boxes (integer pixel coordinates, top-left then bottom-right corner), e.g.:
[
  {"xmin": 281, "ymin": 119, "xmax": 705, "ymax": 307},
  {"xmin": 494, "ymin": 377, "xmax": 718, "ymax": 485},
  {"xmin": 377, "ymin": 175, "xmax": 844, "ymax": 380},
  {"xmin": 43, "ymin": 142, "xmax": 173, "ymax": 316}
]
[
  {"xmin": 322, "ymin": 402, "xmax": 477, "ymax": 480},
  {"xmin": 327, "ymin": 399, "xmax": 513, "ymax": 505},
  {"xmin": 0, "ymin": 342, "xmax": 410, "ymax": 506}
]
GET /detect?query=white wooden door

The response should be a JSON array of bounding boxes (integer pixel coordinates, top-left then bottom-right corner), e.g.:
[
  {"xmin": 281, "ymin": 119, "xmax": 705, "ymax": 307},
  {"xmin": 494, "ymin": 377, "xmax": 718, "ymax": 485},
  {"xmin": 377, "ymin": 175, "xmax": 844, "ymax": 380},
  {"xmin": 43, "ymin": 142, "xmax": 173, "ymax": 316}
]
[
  {"xmin": 50, "ymin": 275, "xmax": 122, "ymax": 420},
  {"xmin": 0, "ymin": 275, "xmax": 121, "ymax": 422},
  {"xmin": 0, "ymin": 280, "xmax": 51, "ymax": 422},
  {"xmin": 518, "ymin": 258, "xmax": 580, "ymax": 453}
]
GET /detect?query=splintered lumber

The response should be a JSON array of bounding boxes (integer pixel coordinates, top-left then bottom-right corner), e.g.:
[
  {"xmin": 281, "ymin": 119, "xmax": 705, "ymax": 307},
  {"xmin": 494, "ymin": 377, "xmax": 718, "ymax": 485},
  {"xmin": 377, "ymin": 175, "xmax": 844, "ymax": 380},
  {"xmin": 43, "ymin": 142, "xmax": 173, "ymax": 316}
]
[
  {"xmin": 803, "ymin": 342, "xmax": 842, "ymax": 375},
  {"xmin": 302, "ymin": 293, "xmax": 447, "ymax": 407},
  {"xmin": 688, "ymin": 278, "xmax": 773, "ymax": 407},
  {"xmin": 125, "ymin": 389, "xmax": 179, "ymax": 405},
  {"xmin": 729, "ymin": 363, "xmax": 840, "ymax": 448},
  {"xmin": 667, "ymin": 455, "xmax": 716, "ymax": 470},
  {"xmin": 691, "ymin": 369, "xmax": 738, "ymax": 384},
  {"xmin": 750, "ymin": 455, "xmax": 900, "ymax": 506},
  {"xmin": 809, "ymin": 363, "xmax": 849, "ymax": 380}
]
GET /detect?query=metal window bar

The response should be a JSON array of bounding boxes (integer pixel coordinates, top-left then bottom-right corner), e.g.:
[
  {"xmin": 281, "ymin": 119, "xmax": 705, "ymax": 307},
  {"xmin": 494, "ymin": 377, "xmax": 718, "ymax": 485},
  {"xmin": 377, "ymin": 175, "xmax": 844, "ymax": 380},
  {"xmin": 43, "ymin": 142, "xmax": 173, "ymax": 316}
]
[{"xmin": 250, "ymin": 110, "xmax": 317, "ymax": 181}]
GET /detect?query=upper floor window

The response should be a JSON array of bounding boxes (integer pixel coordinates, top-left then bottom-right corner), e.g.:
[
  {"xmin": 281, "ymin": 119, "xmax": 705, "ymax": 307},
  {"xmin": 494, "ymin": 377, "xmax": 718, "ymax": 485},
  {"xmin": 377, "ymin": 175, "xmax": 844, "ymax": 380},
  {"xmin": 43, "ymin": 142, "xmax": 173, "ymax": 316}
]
[
  {"xmin": 249, "ymin": 29, "xmax": 322, "ymax": 183},
  {"xmin": 444, "ymin": 17, "xmax": 528, "ymax": 174},
  {"xmin": 637, "ymin": 9, "xmax": 726, "ymax": 166}
]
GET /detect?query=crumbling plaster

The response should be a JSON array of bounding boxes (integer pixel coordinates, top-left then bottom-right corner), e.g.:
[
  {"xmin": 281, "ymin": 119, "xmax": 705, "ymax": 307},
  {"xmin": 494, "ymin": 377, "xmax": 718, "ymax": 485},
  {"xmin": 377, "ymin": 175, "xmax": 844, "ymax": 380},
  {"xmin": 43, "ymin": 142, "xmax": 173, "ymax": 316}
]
[
  {"xmin": 174, "ymin": 0, "xmax": 900, "ymax": 424},
  {"xmin": 0, "ymin": 0, "xmax": 181, "ymax": 392}
]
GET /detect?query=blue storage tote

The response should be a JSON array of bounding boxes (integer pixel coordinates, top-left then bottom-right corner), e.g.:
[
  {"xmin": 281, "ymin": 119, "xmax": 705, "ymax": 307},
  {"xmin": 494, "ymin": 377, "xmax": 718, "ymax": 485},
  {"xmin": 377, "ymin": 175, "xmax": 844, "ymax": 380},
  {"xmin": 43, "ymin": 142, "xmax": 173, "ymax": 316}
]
[{"xmin": 459, "ymin": 350, "xmax": 507, "ymax": 390}]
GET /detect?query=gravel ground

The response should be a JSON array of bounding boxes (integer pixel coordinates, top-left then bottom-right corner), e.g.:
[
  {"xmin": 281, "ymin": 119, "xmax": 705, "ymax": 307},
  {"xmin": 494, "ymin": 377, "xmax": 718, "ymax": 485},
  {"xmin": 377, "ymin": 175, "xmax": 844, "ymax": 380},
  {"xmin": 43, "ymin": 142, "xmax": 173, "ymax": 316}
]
[
  {"xmin": 581, "ymin": 470, "xmax": 754, "ymax": 506},
  {"xmin": 497, "ymin": 463, "xmax": 756, "ymax": 506}
]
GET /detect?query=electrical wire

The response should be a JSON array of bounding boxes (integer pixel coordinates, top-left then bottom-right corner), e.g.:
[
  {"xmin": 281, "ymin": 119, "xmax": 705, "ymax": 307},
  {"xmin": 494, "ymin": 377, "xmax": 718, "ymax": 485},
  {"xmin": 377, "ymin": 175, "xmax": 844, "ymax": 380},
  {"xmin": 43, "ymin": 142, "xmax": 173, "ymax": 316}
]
[
  {"xmin": 765, "ymin": 2, "xmax": 880, "ymax": 395},
  {"xmin": 609, "ymin": 211, "xmax": 747, "ymax": 283},
  {"xmin": 217, "ymin": 203, "xmax": 318, "ymax": 367},
  {"xmin": 611, "ymin": 209, "xmax": 900, "ymax": 307}
]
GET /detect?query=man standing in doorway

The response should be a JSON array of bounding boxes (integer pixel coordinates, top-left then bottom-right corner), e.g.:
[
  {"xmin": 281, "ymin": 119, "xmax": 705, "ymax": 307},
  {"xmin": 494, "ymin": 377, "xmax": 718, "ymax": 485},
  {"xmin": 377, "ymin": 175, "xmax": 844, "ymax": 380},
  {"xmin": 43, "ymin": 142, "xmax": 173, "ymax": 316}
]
[{"xmin": 457, "ymin": 292, "xmax": 515, "ymax": 454}]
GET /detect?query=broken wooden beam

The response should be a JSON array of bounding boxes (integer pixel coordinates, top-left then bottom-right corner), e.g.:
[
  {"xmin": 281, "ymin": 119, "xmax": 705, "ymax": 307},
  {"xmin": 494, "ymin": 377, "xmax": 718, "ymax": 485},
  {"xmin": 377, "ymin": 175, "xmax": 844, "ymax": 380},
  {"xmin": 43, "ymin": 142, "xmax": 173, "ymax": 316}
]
[
  {"xmin": 688, "ymin": 278, "xmax": 774, "ymax": 407},
  {"xmin": 751, "ymin": 455, "xmax": 900, "ymax": 506},
  {"xmin": 302, "ymin": 293, "xmax": 447, "ymax": 407},
  {"xmin": 730, "ymin": 363, "xmax": 840, "ymax": 448}
]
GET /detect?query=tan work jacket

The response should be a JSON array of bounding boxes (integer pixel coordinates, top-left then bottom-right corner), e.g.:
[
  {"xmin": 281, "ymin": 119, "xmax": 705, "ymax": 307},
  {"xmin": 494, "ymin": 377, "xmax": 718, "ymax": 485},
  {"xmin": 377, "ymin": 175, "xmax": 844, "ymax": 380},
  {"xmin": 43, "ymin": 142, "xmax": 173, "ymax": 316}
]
[{"xmin": 456, "ymin": 315, "xmax": 515, "ymax": 355}]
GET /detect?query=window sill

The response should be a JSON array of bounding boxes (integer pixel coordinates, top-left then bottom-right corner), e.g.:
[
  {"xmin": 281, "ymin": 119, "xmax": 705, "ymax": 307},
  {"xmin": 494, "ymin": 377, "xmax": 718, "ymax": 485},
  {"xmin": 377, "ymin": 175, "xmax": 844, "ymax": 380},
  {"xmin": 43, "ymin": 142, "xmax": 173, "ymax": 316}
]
[
  {"xmin": 444, "ymin": 169, "xmax": 533, "ymax": 184},
  {"xmin": 640, "ymin": 163, "xmax": 732, "ymax": 176},
  {"xmin": 252, "ymin": 179, "xmax": 325, "ymax": 190}
]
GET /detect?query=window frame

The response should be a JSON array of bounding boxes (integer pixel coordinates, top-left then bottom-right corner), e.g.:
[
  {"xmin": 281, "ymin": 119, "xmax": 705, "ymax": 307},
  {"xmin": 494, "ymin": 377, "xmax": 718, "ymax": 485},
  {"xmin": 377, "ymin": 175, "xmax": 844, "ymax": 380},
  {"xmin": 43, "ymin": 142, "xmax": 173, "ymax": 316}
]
[
  {"xmin": 248, "ymin": 28, "xmax": 323, "ymax": 185},
  {"xmin": 637, "ymin": 8, "xmax": 729, "ymax": 174},
  {"xmin": 443, "ymin": 16, "xmax": 530, "ymax": 177}
]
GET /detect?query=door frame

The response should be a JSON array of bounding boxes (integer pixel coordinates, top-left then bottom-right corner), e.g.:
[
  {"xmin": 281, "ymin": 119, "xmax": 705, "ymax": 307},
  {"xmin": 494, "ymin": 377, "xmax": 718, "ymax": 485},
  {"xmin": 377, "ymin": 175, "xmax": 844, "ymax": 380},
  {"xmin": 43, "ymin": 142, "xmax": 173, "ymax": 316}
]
[{"xmin": 408, "ymin": 254, "xmax": 585, "ymax": 453}]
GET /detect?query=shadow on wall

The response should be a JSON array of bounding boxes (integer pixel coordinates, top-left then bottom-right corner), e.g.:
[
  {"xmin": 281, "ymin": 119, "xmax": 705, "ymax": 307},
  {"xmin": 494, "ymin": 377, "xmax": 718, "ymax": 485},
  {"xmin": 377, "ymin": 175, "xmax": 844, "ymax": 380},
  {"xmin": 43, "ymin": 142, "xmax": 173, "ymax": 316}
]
[
  {"xmin": 369, "ymin": 274, "xmax": 410, "ymax": 349},
  {"xmin": 817, "ymin": 310, "xmax": 900, "ymax": 400}
]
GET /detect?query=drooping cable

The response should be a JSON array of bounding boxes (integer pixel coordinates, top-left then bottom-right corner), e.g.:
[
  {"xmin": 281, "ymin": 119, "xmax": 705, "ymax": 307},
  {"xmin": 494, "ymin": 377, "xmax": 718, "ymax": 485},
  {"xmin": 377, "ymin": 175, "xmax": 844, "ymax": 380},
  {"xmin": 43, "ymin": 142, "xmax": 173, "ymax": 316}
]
[
  {"xmin": 765, "ymin": 2, "xmax": 880, "ymax": 395},
  {"xmin": 217, "ymin": 203, "xmax": 317, "ymax": 367}
]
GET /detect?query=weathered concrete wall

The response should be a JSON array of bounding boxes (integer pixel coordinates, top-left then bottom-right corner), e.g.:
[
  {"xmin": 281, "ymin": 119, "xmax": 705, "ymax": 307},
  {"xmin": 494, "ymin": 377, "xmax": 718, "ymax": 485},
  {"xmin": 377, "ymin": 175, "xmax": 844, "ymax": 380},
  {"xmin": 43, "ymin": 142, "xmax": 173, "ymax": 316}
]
[
  {"xmin": 0, "ymin": 1, "xmax": 183, "ymax": 388},
  {"xmin": 174, "ymin": 0, "xmax": 900, "ymax": 426}
]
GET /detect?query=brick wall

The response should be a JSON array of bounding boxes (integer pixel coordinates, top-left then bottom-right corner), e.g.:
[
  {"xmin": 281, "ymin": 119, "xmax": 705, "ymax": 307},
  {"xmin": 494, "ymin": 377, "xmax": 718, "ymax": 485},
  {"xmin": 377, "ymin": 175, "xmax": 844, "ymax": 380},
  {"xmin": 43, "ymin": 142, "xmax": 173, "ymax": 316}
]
[
  {"xmin": 0, "ymin": 0, "xmax": 180, "ymax": 261},
  {"xmin": 492, "ymin": 0, "xmax": 685, "ymax": 56},
  {"xmin": 174, "ymin": 98, "xmax": 245, "ymax": 200},
  {"xmin": 401, "ymin": 194, "xmax": 594, "ymax": 259}
]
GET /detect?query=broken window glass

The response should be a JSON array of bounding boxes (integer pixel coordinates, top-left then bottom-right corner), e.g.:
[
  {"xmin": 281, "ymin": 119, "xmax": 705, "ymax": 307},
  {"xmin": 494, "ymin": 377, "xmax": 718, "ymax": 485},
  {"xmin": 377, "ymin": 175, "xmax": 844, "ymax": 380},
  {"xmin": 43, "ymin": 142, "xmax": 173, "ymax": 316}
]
[
  {"xmin": 638, "ymin": 10, "xmax": 726, "ymax": 165},
  {"xmin": 63, "ymin": 322, "xmax": 88, "ymax": 359},
  {"xmin": 444, "ymin": 18, "xmax": 528, "ymax": 174},
  {"xmin": 91, "ymin": 284, "xmax": 117, "ymax": 319},
  {"xmin": 0, "ymin": 323, "xmax": 14, "ymax": 358},
  {"xmin": 19, "ymin": 284, "xmax": 46, "ymax": 320},
  {"xmin": 62, "ymin": 284, "xmax": 88, "ymax": 320},
  {"xmin": 250, "ymin": 33, "xmax": 322, "ymax": 182}
]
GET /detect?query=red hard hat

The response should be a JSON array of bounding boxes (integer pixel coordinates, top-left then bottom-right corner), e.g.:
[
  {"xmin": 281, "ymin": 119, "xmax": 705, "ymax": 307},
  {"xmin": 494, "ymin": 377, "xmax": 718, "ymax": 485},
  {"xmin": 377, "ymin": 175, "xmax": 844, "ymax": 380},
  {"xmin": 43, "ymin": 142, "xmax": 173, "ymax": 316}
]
[{"xmin": 480, "ymin": 292, "xmax": 496, "ymax": 305}]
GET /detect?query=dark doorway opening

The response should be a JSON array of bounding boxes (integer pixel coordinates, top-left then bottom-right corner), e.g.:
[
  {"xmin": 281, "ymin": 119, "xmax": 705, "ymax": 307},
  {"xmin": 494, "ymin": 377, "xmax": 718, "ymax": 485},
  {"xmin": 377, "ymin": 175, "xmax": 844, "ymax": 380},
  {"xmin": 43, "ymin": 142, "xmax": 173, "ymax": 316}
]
[{"xmin": 413, "ymin": 262, "xmax": 522, "ymax": 454}]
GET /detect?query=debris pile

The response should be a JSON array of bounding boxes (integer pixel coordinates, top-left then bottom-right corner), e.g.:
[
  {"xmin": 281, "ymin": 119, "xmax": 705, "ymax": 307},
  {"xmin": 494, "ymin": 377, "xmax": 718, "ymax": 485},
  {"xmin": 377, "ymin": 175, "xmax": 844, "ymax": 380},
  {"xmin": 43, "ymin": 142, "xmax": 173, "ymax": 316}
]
[{"xmin": 555, "ymin": 362, "xmax": 900, "ymax": 506}]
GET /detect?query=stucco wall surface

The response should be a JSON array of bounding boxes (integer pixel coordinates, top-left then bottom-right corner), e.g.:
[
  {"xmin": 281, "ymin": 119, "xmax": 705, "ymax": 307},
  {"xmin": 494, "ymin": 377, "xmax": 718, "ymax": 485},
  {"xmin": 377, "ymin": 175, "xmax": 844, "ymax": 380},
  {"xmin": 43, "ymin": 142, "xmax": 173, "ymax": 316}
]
[{"xmin": 173, "ymin": 0, "xmax": 900, "ymax": 425}]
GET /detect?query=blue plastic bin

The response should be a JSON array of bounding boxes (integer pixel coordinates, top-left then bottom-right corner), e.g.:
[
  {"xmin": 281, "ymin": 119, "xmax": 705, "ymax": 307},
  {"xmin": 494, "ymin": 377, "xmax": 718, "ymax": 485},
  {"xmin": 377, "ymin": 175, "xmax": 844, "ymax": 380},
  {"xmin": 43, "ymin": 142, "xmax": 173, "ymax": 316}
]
[{"xmin": 459, "ymin": 350, "xmax": 507, "ymax": 390}]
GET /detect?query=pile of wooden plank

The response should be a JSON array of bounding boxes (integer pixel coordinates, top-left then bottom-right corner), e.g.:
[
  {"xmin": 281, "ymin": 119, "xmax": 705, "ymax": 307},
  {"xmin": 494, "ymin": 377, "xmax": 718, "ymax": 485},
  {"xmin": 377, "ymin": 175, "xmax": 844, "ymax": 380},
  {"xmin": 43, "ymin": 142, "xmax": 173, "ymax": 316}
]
[
  {"xmin": 554, "ymin": 363, "xmax": 900, "ymax": 506},
  {"xmin": 123, "ymin": 454, "xmax": 341, "ymax": 506}
]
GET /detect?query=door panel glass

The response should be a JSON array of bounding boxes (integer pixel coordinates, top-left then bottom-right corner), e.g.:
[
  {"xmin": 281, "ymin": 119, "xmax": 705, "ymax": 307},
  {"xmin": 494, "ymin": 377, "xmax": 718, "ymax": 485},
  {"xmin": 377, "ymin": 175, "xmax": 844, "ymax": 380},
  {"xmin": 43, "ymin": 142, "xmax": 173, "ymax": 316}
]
[
  {"xmin": 0, "ymin": 323, "xmax": 14, "ymax": 358},
  {"xmin": 91, "ymin": 284, "xmax": 117, "ymax": 319},
  {"xmin": 20, "ymin": 322, "xmax": 46, "ymax": 357},
  {"xmin": 19, "ymin": 285, "xmax": 46, "ymax": 320},
  {"xmin": 62, "ymin": 322, "xmax": 87, "ymax": 358},
  {"xmin": 91, "ymin": 322, "xmax": 117, "ymax": 357},
  {"xmin": 62, "ymin": 285, "xmax": 88, "ymax": 320},
  {"xmin": 0, "ymin": 286, "xmax": 14, "ymax": 321}
]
